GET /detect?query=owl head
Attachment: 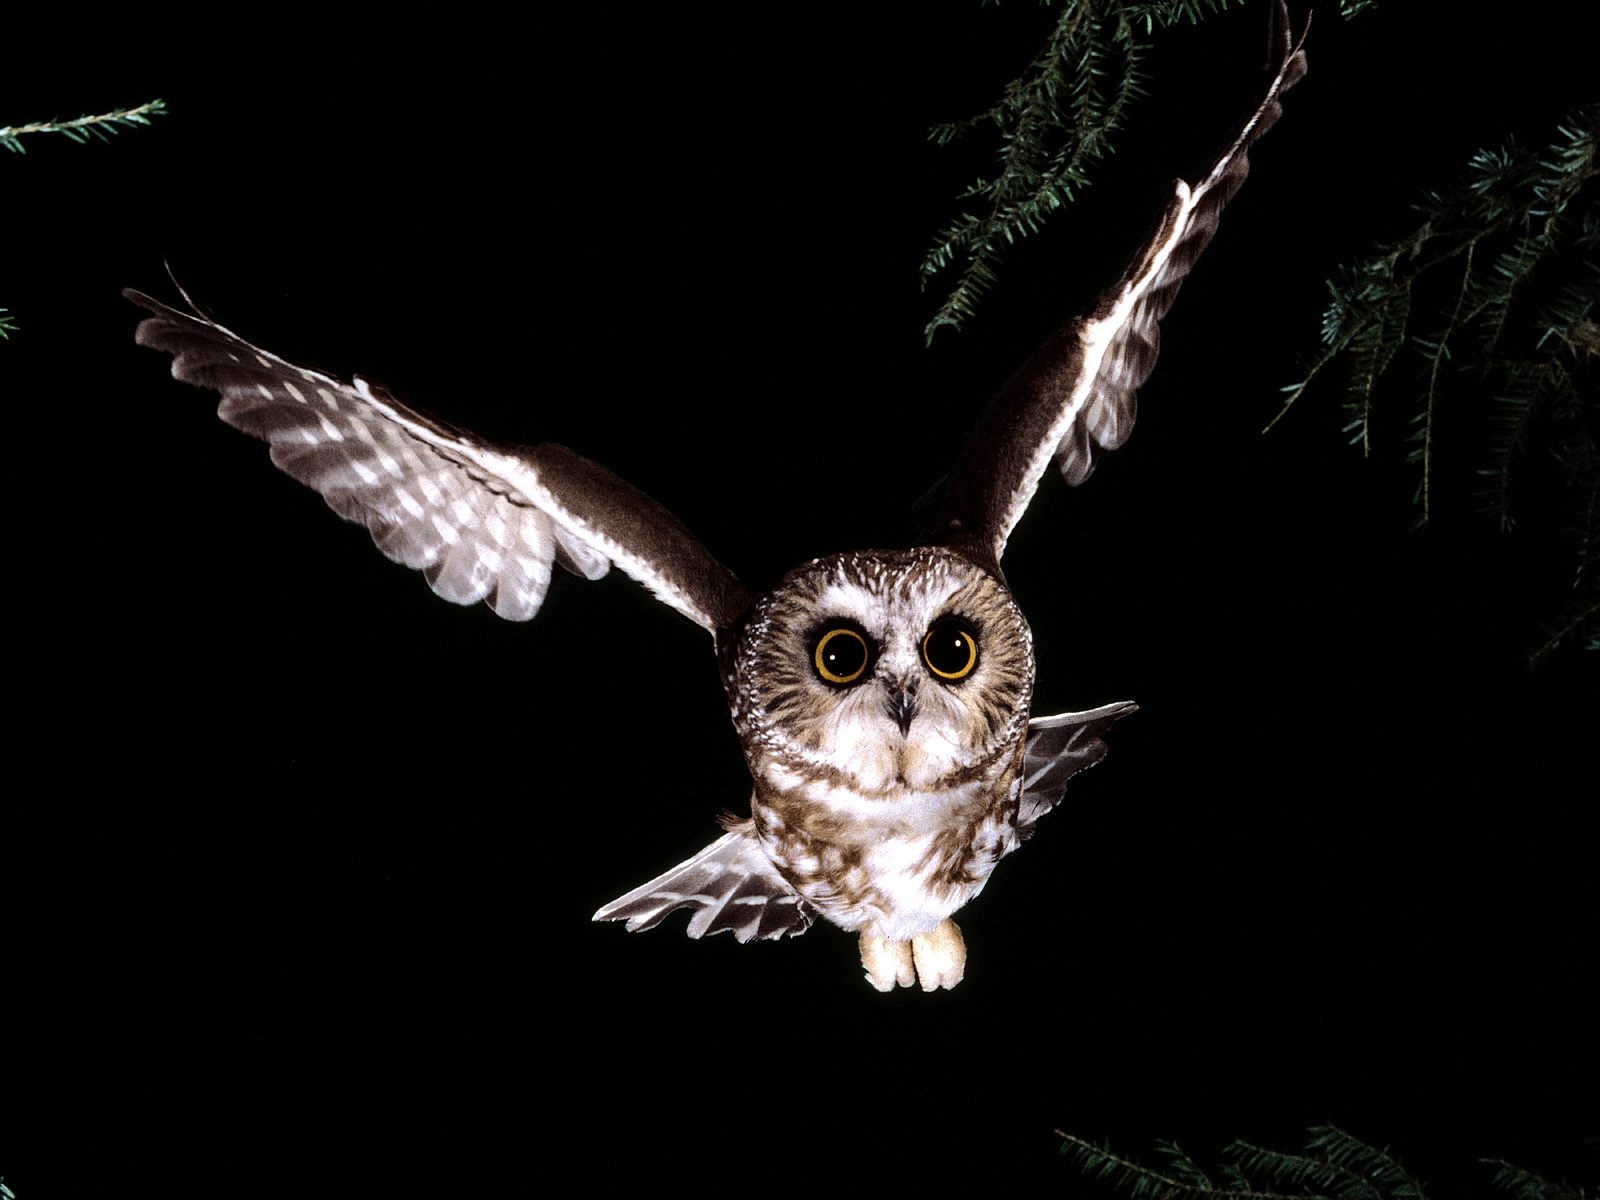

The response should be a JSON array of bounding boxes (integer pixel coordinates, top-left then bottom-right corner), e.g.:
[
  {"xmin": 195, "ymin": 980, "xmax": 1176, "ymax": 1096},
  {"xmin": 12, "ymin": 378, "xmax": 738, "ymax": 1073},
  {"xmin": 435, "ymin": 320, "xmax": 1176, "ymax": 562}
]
[{"xmin": 729, "ymin": 547, "xmax": 1034, "ymax": 793}]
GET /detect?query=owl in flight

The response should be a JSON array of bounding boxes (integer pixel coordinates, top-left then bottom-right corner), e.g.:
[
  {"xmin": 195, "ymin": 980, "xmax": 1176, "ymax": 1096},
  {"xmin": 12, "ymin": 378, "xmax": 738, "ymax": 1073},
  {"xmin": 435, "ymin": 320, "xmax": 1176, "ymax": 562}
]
[{"xmin": 129, "ymin": 10, "xmax": 1305, "ymax": 991}]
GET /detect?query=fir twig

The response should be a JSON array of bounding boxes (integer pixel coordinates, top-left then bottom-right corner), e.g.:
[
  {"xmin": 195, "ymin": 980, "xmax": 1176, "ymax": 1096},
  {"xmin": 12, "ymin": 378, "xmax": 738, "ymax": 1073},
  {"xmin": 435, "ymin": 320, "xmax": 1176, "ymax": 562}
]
[
  {"xmin": 1228, "ymin": 1137, "xmax": 1385, "ymax": 1200},
  {"xmin": 1273, "ymin": 105, "xmax": 1599, "ymax": 662},
  {"xmin": 1528, "ymin": 591, "xmax": 1600, "ymax": 666},
  {"xmin": 1483, "ymin": 1157, "xmax": 1590, "ymax": 1200},
  {"xmin": 1057, "ymin": 1130, "xmax": 1330, "ymax": 1200},
  {"xmin": 1414, "ymin": 240, "xmax": 1480, "ymax": 522},
  {"xmin": 3, "ymin": 98, "xmax": 167, "ymax": 341},
  {"xmin": 1059, "ymin": 1126, "xmax": 1593, "ymax": 1200},
  {"xmin": 923, "ymin": 1, "xmax": 1374, "ymax": 344},
  {"xmin": 0, "ymin": 98, "xmax": 166, "ymax": 154},
  {"xmin": 921, "ymin": 0, "xmax": 1251, "ymax": 345}
]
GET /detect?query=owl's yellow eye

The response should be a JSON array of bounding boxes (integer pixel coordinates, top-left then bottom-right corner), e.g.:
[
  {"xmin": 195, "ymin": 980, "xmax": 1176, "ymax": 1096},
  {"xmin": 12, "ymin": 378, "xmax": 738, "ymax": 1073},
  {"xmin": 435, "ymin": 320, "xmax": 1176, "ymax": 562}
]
[
  {"xmin": 922, "ymin": 617, "xmax": 979, "ymax": 681},
  {"xmin": 813, "ymin": 627, "xmax": 871, "ymax": 686}
]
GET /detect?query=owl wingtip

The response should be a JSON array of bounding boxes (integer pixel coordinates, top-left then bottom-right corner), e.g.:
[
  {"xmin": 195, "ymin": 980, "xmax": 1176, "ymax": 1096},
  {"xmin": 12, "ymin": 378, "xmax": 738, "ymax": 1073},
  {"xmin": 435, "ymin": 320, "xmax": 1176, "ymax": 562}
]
[{"xmin": 123, "ymin": 286, "xmax": 163, "ymax": 313}]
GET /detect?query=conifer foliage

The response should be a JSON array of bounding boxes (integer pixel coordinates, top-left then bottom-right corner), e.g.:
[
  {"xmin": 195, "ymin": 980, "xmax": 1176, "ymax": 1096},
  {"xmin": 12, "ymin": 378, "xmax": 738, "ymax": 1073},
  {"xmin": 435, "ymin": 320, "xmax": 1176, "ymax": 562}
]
[
  {"xmin": 921, "ymin": 0, "xmax": 1369, "ymax": 345},
  {"xmin": 2, "ymin": 99, "xmax": 165, "ymax": 339},
  {"xmin": 1057, "ymin": 1126, "xmax": 1591, "ymax": 1200},
  {"xmin": 1272, "ymin": 108, "xmax": 1598, "ymax": 662},
  {"xmin": 0, "ymin": 98, "xmax": 165, "ymax": 155}
]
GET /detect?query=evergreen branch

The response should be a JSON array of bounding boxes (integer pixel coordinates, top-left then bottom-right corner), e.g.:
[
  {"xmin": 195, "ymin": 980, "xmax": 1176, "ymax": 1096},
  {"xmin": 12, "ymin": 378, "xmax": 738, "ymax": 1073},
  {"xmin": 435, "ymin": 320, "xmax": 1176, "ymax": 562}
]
[
  {"xmin": 0, "ymin": 98, "xmax": 165, "ymax": 154},
  {"xmin": 1132, "ymin": 0, "xmax": 1246, "ymax": 29},
  {"xmin": 1469, "ymin": 231, "xmax": 1539, "ymax": 354},
  {"xmin": 1304, "ymin": 1127, "xmax": 1428, "ymax": 1200},
  {"xmin": 923, "ymin": 0, "xmax": 1372, "ymax": 340},
  {"xmin": 1413, "ymin": 240, "xmax": 1480, "ymax": 522},
  {"xmin": 1056, "ymin": 1131, "xmax": 1329, "ymax": 1200},
  {"xmin": 1161, "ymin": 1140, "xmax": 1222, "ymax": 1193},
  {"xmin": 1529, "ymin": 588, "xmax": 1600, "ymax": 665},
  {"xmin": 1268, "ymin": 251, "xmax": 1411, "ymax": 446},
  {"xmin": 1060, "ymin": 1126, "xmax": 1591, "ymax": 1200},
  {"xmin": 1273, "ymin": 106, "xmax": 1598, "ymax": 661},
  {"xmin": 3, "ymin": 98, "xmax": 166, "ymax": 341},
  {"xmin": 1227, "ymin": 1139, "xmax": 1384, "ymax": 1200},
  {"xmin": 1483, "ymin": 1158, "xmax": 1590, "ymax": 1200},
  {"xmin": 1477, "ymin": 358, "xmax": 1548, "ymax": 531},
  {"xmin": 1574, "ymin": 453, "xmax": 1600, "ymax": 588},
  {"xmin": 921, "ymin": 0, "xmax": 1247, "ymax": 344},
  {"xmin": 1060, "ymin": 1132, "xmax": 1198, "ymax": 1199}
]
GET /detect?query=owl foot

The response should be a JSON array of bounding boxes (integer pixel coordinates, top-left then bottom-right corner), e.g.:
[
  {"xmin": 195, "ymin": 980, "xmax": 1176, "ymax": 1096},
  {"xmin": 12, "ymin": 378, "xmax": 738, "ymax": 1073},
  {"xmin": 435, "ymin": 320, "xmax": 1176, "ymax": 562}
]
[
  {"xmin": 859, "ymin": 933, "xmax": 916, "ymax": 992},
  {"xmin": 858, "ymin": 921, "xmax": 966, "ymax": 991},
  {"xmin": 910, "ymin": 919, "xmax": 966, "ymax": 992}
]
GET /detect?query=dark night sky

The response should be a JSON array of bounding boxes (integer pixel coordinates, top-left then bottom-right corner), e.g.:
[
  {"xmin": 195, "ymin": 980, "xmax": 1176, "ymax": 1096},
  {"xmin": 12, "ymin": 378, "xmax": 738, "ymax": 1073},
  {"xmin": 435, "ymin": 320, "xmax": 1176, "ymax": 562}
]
[{"xmin": 4, "ymin": 3, "xmax": 1595, "ymax": 1196}]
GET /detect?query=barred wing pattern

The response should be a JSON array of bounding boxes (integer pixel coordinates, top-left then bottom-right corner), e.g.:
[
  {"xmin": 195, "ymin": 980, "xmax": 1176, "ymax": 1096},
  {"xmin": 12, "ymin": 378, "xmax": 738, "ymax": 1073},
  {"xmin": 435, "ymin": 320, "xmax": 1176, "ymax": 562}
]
[
  {"xmin": 128, "ymin": 291, "xmax": 753, "ymax": 631},
  {"xmin": 1015, "ymin": 702, "xmax": 1140, "ymax": 839},
  {"xmin": 593, "ymin": 821, "xmax": 816, "ymax": 942},
  {"xmin": 941, "ymin": 2, "xmax": 1309, "ymax": 564}
]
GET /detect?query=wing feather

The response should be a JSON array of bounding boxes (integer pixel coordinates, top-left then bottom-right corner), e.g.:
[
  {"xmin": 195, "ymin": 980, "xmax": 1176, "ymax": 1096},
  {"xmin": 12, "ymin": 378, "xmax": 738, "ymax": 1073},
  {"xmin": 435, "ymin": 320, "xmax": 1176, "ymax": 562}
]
[
  {"xmin": 1016, "ymin": 701, "xmax": 1139, "ymax": 838},
  {"xmin": 129, "ymin": 290, "xmax": 754, "ymax": 631},
  {"xmin": 593, "ymin": 821, "xmax": 816, "ymax": 943},
  {"xmin": 941, "ymin": 2, "xmax": 1309, "ymax": 565}
]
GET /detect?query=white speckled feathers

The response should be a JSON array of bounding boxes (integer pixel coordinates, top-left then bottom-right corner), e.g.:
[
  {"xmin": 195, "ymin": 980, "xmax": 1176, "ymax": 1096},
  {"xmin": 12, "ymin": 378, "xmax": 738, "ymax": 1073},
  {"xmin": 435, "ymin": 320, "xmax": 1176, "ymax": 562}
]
[
  {"xmin": 591, "ymin": 820, "xmax": 816, "ymax": 942},
  {"xmin": 127, "ymin": 290, "xmax": 753, "ymax": 631}
]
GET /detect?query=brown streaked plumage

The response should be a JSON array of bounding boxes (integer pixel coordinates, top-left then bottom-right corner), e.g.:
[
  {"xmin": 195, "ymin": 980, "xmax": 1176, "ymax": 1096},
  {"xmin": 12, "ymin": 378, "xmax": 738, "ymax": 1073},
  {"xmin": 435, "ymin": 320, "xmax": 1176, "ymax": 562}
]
[
  {"xmin": 725, "ymin": 548, "xmax": 1035, "ymax": 948},
  {"xmin": 127, "ymin": 5, "xmax": 1304, "ymax": 990}
]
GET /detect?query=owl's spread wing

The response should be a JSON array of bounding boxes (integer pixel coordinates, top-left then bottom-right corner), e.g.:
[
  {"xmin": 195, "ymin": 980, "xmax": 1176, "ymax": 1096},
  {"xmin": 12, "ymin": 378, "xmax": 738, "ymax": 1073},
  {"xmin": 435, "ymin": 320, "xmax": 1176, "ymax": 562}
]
[
  {"xmin": 1016, "ymin": 701, "xmax": 1139, "ymax": 838},
  {"xmin": 593, "ymin": 820, "xmax": 816, "ymax": 942},
  {"xmin": 940, "ymin": 3, "xmax": 1308, "ymax": 566},
  {"xmin": 128, "ymin": 290, "xmax": 755, "ymax": 631}
]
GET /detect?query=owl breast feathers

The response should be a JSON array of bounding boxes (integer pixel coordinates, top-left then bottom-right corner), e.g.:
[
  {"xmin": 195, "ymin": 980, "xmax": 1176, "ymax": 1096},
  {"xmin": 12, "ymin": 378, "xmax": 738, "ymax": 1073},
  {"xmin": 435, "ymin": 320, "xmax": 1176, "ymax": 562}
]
[
  {"xmin": 128, "ymin": 6, "xmax": 1305, "ymax": 990},
  {"xmin": 728, "ymin": 549, "xmax": 1034, "ymax": 943}
]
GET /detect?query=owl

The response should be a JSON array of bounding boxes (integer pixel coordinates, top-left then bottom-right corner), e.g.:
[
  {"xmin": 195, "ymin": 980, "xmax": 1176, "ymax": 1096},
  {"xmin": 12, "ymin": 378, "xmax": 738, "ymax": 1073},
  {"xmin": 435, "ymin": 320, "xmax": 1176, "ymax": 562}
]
[{"xmin": 128, "ymin": 13, "xmax": 1305, "ymax": 991}]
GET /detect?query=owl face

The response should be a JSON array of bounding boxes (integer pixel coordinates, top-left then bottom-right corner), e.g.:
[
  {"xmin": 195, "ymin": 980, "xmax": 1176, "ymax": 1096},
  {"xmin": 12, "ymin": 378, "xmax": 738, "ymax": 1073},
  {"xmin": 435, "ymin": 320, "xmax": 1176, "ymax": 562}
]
[{"xmin": 730, "ymin": 547, "xmax": 1034, "ymax": 793}]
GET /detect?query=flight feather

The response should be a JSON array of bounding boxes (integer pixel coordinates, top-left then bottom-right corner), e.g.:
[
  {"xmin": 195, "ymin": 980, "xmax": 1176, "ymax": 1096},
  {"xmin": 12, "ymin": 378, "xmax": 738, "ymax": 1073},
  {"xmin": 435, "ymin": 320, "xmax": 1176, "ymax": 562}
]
[
  {"xmin": 940, "ymin": 1, "xmax": 1309, "ymax": 565},
  {"xmin": 127, "ymin": 289, "xmax": 754, "ymax": 631}
]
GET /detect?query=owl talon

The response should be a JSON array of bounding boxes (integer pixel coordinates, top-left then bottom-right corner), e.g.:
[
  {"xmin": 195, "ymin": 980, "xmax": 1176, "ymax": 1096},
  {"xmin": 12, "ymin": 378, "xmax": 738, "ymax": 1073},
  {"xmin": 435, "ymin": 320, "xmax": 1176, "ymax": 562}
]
[
  {"xmin": 910, "ymin": 919, "xmax": 966, "ymax": 991},
  {"xmin": 859, "ymin": 933, "xmax": 916, "ymax": 991}
]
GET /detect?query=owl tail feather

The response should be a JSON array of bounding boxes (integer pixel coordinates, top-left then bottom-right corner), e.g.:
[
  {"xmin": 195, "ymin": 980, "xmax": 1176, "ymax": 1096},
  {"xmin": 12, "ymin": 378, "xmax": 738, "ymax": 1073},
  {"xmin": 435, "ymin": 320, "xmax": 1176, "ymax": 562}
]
[{"xmin": 592, "ymin": 820, "xmax": 815, "ymax": 943}]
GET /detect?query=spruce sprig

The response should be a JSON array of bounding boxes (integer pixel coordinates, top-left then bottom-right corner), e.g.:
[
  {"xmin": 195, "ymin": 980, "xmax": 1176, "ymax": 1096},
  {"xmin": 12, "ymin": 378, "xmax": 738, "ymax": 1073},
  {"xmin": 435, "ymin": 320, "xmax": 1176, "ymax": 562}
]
[
  {"xmin": 1057, "ymin": 1126, "xmax": 1591, "ymax": 1200},
  {"xmin": 0, "ymin": 98, "xmax": 166, "ymax": 154},
  {"xmin": 1271, "ymin": 107, "xmax": 1598, "ymax": 662},
  {"xmin": 3, "ymin": 98, "xmax": 167, "ymax": 340},
  {"xmin": 1485, "ymin": 1158, "xmax": 1591, "ymax": 1200},
  {"xmin": 921, "ymin": 0, "xmax": 1260, "ymax": 345}
]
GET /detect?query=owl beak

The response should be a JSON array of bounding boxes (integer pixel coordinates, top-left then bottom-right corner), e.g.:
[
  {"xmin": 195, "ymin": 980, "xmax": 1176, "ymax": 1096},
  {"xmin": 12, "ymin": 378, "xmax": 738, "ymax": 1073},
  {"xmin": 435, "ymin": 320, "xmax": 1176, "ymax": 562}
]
[{"xmin": 883, "ymin": 680, "xmax": 918, "ymax": 735}]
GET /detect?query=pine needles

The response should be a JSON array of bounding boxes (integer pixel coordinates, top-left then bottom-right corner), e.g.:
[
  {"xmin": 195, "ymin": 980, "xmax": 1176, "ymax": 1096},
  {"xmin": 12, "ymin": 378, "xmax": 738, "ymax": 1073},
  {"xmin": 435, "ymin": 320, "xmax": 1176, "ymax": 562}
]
[
  {"xmin": 1272, "ymin": 107, "xmax": 1599, "ymax": 663},
  {"xmin": 1057, "ymin": 1126, "xmax": 1591, "ymax": 1200},
  {"xmin": 1486, "ymin": 1159, "xmax": 1595, "ymax": 1200},
  {"xmin": 0, "ymin": 98, "xmax": 166, "ymax": 154},
  {"xmin": 920, "ymin": 0, "xmax": 1261, "ymax": 345},
  {"xmin": 2, "ymin": 99, "xmax": 166, "ymax": 340}
]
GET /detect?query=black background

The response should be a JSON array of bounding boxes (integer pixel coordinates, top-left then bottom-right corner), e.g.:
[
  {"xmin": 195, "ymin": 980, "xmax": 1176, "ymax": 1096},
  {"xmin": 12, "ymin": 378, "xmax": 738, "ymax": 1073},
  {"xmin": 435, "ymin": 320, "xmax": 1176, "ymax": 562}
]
[{"xmin": 4, "ymin": 3, "xmax": 1594, "ymax": 1196}]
